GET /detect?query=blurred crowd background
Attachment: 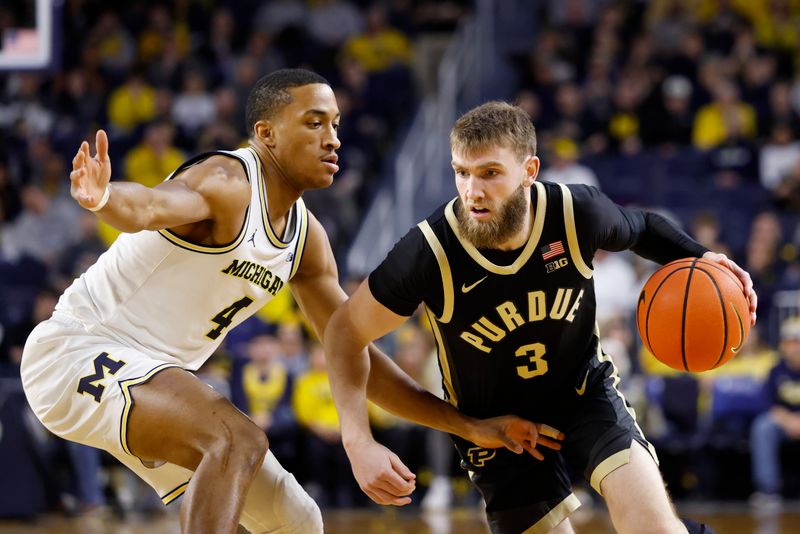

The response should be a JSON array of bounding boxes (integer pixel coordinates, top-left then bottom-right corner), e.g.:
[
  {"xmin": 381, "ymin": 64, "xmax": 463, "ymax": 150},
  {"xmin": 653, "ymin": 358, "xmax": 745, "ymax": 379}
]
[{"xmin": 1, "ymin": 0, "xmax": 800, "ymax": 523}]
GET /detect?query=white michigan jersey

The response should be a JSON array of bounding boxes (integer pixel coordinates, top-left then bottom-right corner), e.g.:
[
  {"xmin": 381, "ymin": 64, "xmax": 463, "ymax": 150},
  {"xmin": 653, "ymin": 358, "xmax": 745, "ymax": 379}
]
[{"xmin": 56, "ymin": 146, "xmax": 308, "ymax": 370}]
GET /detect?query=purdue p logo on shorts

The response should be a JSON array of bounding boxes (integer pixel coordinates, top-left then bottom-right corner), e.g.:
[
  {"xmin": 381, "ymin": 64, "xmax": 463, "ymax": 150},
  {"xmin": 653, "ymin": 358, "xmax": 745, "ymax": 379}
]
[{"xmin": 466, "ymin": 447, "xmax": 496, "ymax": 467}]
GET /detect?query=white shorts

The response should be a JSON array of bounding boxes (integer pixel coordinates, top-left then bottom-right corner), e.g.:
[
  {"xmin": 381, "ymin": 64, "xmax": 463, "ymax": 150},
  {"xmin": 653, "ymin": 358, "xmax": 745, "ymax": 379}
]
[{"xmin": 21, "ymin": 314, "xmax": 321, "ymax": 533}]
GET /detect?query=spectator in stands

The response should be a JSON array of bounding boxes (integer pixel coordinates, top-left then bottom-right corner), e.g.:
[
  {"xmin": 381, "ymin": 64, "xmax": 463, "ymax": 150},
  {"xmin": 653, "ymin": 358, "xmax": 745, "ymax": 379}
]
[
  {"xmin": 641, "ymin": 75, "xmax": 694, "ymax": 148},
  {"xmin": 276, "ymin": 322, "xmax": 308, "ymax": 378},
  {"xmin": 123, "ymin": 121, "xmax": 185, "ymax": 188},
  {"xmin": 243, "ymin": 333, "xmax": 297, "ymax": 468},
  {"xmin": 760, "ymin": 121, "xmax": 800, "ymax": 192},
  {"xmin": 308, "ymin": 0, "xmax": 363, "ymax": 50},
  {"xmin": 106, "ymin": 69, "xmax": 157, "ymax": 135},
  {"xmin": 1, "ymin": 184, "xmax": 81, "ymax": 267},
  {"xmin": 541, "ymin": 138, "xmax": 600, "ymax": 187},
  {"xmin": 171, "ymin": 69, "xmax": 217, "ymax": 138},
  {"xmin": 749, "ymin": 318, "xmax": 800, "ymax": 512},
  {"xmin": 693, "ymin": 78, "xmax": 757, "ymax": 150},
  {"xmin": 341, "ymin": 3, "xmax": 413, "ymax": 73}
]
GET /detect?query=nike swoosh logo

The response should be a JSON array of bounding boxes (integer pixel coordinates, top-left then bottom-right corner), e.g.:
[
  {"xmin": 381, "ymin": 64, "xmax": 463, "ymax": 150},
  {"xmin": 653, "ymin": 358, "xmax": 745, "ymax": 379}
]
[
  {"xmin": 575, "ymin": 370, "xmax": 589, "ymax": 396},
  {"xmin": 461, "ymin": 276, "xmax": 488, "ymax": 293},
  {"xmin": 730, "ymin": 302, "xmax": 745, "ymax": 353}
]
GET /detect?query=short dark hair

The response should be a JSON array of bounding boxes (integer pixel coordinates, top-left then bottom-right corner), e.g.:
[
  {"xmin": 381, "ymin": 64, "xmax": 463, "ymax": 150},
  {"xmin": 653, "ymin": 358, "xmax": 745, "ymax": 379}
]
[
  {"xmin": 450, "ymin": 101, "xmax": 537, "ymax": 160},
  {"xmin": 245, "ymin": 69, "xmax": 330, "ymax": 136}
]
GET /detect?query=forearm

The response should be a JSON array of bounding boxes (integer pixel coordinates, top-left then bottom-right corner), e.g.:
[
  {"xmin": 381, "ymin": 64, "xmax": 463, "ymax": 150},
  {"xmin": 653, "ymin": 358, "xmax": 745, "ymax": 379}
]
[
  {"xmin": 630, "ymin": 211, "xmax": 708, "ymax": 264},
  {"xmin": 365, "ymin": 344, "xmax": 477, "ymax": 439},
  {"xmin": 93, "ymin": 182, "xmax": 158, "ymax": 233},
  {"xmin": 324, "ymin": 311, "xmax": 375, "ymax": 447}
]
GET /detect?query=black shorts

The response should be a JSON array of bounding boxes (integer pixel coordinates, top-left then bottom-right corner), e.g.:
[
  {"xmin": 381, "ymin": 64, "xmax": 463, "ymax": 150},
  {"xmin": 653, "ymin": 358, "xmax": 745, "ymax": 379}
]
[{"xmin": 452, "ymin": 356, "xmax": 656, "ymax": 534}]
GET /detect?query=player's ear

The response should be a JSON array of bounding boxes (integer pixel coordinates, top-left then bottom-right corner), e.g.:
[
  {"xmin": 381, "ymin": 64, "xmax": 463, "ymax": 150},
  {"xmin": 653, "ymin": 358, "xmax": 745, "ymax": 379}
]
[
  {"xmin": 253, "ymin": 120, "xmax": 276, "ymax": 148},
  {"xmin": 523, "ymin": 155, "xmax": 540, "ymax": 186}
]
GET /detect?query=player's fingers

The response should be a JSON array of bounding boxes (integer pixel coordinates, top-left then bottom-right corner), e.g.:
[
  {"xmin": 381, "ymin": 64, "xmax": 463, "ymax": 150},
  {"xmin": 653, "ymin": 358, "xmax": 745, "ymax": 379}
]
[
  {"xmin": 524, "ymin": 444, "xmax": 544, "ymax": 461},
  {"xmin": 364, "ymin": 486, "xmax": 412, "ymax": 506},
  {"xmin": 81, "ymin": 140, "xmax": 92, "ymax": 160},
  {"xmin": 536, "ymin": 436, "xmax": 563, "ymax": 451},
  {"xmin": 501, "ymin": 435, "xmax": 523, "ymax": 454},
  {"xmin": 96, "ymin": 129, "xmax": 109, "ymax": 162},
  {"xmin": 377, "ymin": 464, "xmax": 416, "ymax": 495},
  {"xmin": 537, "ymin": 424, "xmax": 565, "ymax": 441},
  {"xmin": 72, "ymin": 149, "xmax": 84, "ymax": 171},
  {"xmin": 372, "ymin": 476, "xmax": 415, "ymax": 497},
  {"xmin": 389, "ymin": 453, "xmax": 416, "ymax": 483}
]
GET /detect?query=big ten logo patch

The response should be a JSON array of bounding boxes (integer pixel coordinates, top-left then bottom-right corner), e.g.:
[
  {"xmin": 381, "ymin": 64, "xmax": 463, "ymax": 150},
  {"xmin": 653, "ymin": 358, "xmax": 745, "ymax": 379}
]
[
  {"xmin": 545, "ymin": 257, "xmax": 569, "ymax": 274},
  {"xmin": 466, "ymin": 447, "xmax": 496, "ymax": 467}
]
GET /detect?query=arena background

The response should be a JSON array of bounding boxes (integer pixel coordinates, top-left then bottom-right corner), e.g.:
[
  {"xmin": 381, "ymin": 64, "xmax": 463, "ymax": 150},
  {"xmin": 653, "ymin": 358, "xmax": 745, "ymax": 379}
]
[{"xmin": 0, "ymin": 0, "xmax": 799, "ymax": 532}]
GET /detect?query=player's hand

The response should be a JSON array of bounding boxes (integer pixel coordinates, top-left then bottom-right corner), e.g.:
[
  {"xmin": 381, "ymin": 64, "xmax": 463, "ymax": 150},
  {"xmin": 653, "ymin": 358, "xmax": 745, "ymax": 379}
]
[
  {"xmin": 466, "ymin": 415, "xmax": 564, "ymax": 460},
  {"xmin": 70, "ymin": 130, "xmax": 112, "ymax": 210},
  {"xmin": 702, "ymin": 251, "xmax": 757, "ymax": 327},
  {"xmin": 344, "ymin": 439, "xmax": 416, "ymax": 506}
]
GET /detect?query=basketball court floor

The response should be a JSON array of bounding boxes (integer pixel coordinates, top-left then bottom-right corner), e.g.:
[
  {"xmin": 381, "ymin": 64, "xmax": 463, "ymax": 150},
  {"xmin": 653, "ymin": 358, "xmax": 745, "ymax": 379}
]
[{"xmin": 1, "ymin": 503, "xmax": 798, "ymax": 533}]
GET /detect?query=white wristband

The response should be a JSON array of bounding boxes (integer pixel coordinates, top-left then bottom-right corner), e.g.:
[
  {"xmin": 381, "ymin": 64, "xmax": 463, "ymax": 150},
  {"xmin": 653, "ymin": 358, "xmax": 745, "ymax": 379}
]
[{"xmin": 87, "ymin": 185, "xmax": 110, "ymax": 212}]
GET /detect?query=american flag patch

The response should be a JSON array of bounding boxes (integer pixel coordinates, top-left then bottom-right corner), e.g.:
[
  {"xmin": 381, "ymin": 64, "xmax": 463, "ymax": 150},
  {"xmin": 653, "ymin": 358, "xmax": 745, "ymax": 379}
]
[{"xmin": 541, "ymin": 241, "xmax": 565, "ymax": 260}]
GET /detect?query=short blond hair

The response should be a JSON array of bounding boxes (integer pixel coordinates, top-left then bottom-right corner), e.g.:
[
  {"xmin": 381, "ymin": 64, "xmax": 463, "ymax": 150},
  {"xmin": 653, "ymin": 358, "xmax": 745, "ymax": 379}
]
[{"xmin": 450, "ymin": 101, "xmax": 537, "ymax": 160}]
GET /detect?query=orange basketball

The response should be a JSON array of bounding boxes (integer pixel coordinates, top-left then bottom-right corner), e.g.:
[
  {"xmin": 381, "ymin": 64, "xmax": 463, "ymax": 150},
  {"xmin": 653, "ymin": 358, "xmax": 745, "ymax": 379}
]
[{"xmin": 636, "ymin": 258, "xmax": 750, "ymax": 372}]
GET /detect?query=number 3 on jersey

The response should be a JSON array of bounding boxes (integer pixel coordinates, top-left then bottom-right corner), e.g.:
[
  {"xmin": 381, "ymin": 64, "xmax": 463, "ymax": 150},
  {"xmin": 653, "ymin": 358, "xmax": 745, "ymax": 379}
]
[
  {"xmin": 206, "ymin": 296, "xmax": 254, "ymax": 340},
  {"xmin": 515, "ymin": 342, "xmax": 548, "ymax": 379}
]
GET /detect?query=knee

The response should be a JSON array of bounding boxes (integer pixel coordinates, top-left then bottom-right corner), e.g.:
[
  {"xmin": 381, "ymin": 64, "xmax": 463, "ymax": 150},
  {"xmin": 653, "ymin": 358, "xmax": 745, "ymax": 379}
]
[{"xmin": 203, "ymin": 415, "xmax": 268, "ymax": 475}]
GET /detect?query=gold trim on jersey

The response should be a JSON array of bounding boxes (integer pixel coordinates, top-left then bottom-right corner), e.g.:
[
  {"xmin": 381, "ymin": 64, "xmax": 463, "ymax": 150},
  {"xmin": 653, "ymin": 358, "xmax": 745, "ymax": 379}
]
[
  {"xmin": 418, "ymin": 220, "xmax": 454, "ymax": 323},
  {"xmin": 591, "ymin": 322, "xmax": 659, "ymax": 495},
  {"xmin": 289, "ymin": 198, "xmax": 309, "ymax": 279},
  {"xmin": 558, "ymin": 183, "xmax": 593, "ymax": 279},
  {"xmin": 444, "ymin": 181, "xmax": 547, "ymax": 275},
  {"xmin": 425, "ymin": 307, "xmax": 458, "ymax": 408},
  {"xmin": 118, "ymin": 363, "xmax": 180, "ymax": 457},
  {"xmin": 590, "ymin": 449, "xmax": 630, "ymax": 495},
  {"xmin": 161, "ymin": 480, "xmax": 190, "ymax": 505},
  {"xmin": 250, "ymin": 147, "xmax": 296, "ymax": 249},
  {"xmin": 158, "ymin": 150, "xmax": 253, "ymax": 254},
  {"xmin": 522, "ymin": 493, "xmax": 581, "ymax": 534}
]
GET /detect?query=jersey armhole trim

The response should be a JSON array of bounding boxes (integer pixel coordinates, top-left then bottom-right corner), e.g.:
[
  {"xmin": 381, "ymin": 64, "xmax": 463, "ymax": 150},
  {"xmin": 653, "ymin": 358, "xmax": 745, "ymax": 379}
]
[
  {"xmin": 558, "ymin": 183, "xmax": 593, "ymax": 279},
  {"xmin": 418, "ymin": 220, "xmax": 454, "ymax": 323},
  {"xmin": 425, "ymin": 306, "xmax": 458, "ymax": 408},
  {"xmin": 249, "ymin": 146, "xmax": 296, "ymax": 249},
  {"xmin": 157, "ymin": 150, "xmax": 251, "ymax": 254},
  {"xmin": 289, "ymin": 198, "xmax": 309, "ymax": 279}
]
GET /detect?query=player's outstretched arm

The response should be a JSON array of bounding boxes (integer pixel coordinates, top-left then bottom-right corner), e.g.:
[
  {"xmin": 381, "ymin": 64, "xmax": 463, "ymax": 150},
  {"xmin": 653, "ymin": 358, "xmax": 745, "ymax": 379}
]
[{"xmin": 70, "ymin": 130, "xmax": 249, "ymax": 233}]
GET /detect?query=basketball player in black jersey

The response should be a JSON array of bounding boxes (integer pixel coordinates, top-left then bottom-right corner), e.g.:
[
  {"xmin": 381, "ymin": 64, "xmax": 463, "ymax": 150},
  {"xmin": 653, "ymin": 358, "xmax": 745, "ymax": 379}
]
[{"xmin": 324, "ymin": 102, "xmax": 757, "ymax": 533}]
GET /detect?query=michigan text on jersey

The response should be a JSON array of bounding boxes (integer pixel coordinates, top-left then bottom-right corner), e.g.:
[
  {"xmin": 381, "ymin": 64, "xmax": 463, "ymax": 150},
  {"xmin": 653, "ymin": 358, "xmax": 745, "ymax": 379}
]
[{"xmin": 221, "ymin": 258, "xmax": 285, "ymax": 295}]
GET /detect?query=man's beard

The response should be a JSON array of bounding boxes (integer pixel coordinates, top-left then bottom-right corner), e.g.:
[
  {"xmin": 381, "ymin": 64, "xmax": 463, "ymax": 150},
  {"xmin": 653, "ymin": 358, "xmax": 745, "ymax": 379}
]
[{"xmin": 455, "ymin": 186, "xmax": 529, "ymax": 249}]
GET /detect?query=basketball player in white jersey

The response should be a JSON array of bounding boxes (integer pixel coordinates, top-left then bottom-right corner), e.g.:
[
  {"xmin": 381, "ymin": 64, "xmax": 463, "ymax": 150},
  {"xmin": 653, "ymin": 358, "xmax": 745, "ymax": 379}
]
[{"xmin": 21, "ymin": 70, "xmax": 559, "ymax": 533}]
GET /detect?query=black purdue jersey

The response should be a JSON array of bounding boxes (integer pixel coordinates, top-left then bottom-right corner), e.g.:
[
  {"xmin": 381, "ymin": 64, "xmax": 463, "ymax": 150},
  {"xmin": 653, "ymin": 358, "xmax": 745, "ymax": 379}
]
[{"xmin": 369, "ymin": 181, "xmax": 707, "ymax": 422}]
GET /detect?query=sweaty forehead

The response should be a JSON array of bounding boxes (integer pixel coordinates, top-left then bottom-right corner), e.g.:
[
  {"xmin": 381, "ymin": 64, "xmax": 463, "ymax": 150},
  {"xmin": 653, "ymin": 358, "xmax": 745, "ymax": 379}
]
[{"xmin": 283, "ymin": 84, "xmax": 339, "ymax": 117}]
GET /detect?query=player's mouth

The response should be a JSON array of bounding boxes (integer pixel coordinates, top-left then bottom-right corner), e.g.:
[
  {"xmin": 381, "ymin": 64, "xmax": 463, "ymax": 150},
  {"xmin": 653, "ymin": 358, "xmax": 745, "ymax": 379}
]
[
  {"xmin": 469, "ymin": 206, "xmax": 491, "ymax": 220},
  {"xmin": 321, "ymin": 153, "xmax": 339, "ymax": 173}
]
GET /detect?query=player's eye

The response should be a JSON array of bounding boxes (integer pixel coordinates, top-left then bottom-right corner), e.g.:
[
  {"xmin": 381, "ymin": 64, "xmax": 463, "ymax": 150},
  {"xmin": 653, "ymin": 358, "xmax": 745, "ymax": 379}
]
[
  {"xmin": 309, "ymin": 122, "xmax": 322, "ymax": 128},
  {"xmin": 485, "ymin": 169, "xmax": 498, "ymax": 177}
]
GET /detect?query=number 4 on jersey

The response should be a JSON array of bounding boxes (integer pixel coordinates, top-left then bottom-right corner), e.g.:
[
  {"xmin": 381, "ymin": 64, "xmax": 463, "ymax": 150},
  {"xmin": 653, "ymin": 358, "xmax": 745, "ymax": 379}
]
[{"xmin": 206, "ymin": 296, "xmax": 254, "ymax": 340}]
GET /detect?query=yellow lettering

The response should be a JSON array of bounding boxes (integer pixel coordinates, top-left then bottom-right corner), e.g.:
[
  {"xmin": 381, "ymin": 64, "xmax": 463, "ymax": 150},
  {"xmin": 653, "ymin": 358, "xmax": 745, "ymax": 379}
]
[
  {"xmin": 549, "ymin": 288, "xmax": 573, "ymax": 320},
  {"xmin": 528, "ymin": 291, "xmax": 546, "ymax": 322},
  {"xmin": 565, "ymin": 289, "xmax": 584, "ymax": 322},
  {"xmin": 473, "ymin": 317, "xmax": 505, "ymax": 341},
  {"xmin": 496, "ymin": 301, "xmax": 525, "ymax": 332},
  {"xmin": 460, "ymin": 331, "xmax": 491, "ymax": 353}
]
